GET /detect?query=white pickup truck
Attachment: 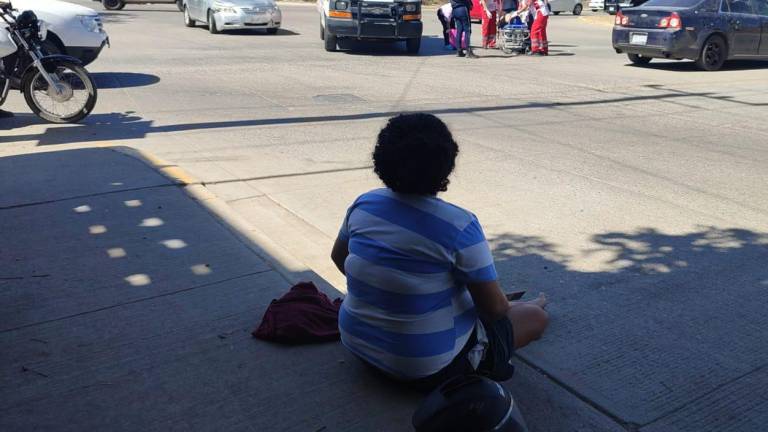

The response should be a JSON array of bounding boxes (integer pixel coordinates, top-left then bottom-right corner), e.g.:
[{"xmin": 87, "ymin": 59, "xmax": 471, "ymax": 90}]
[{"xmin": 13, "ymin": 0, "xmax": 109, "ymax": 65}]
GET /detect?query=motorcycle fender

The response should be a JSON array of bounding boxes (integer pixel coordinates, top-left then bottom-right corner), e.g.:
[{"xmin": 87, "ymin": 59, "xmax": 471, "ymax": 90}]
[{"xmin": 22, "ymin": 55, "xmax": 83, "ymax": 78}]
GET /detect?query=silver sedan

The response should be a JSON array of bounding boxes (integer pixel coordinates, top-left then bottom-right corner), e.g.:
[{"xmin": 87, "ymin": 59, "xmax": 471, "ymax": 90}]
[{"xmin": 182, "ymin": 0, "xmax": 281, "ymax": 34}]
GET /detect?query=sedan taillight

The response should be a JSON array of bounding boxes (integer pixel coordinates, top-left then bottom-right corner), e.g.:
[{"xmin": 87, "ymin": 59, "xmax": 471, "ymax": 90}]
[
  {"xmin": 615, "ymin": 10, "xmax": 629, "ymax": 26},
  {"xmin": 659, "ymin": 12, "xmax": 682, "ymax": 29}
]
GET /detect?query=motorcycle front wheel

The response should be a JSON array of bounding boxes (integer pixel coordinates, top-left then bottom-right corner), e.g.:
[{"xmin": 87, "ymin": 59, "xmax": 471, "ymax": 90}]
[{"xmin": 22, "ymin": 60, "xmax": 97, "ymax": 123}]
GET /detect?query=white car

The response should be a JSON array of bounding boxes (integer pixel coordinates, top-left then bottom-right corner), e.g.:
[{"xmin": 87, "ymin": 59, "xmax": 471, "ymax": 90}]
[
  {"xmin": 588, "ymin": 0, "xmax": 604, "ymax": 11},
  {"xmin": 548, "ymin": 0, "xmax": 583, "ymax": 15},
  {"xmin": 13, "ymin": 0, "xmax": 109, "ymax": 65},
  {"xmin": 182, "ymin": 0, "xmax": 281, "ymax": 34}
]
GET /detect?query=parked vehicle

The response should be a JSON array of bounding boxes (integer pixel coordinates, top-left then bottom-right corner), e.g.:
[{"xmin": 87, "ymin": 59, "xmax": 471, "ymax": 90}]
[
  {"xmin": 589, "ymin": 0, "xmax": 604, "ymax": 11},
  {"xmin": 1, "ymin": 2, "xmax": 97, "ymax": 122},
  {"xmin": 318, "ymin": 0, "xmax": 423, "ymax": 53},
  {"xmin": 97, "ymin": 0, "xmax": 183, "ymax": 12},
  {"xmin": 14, "ymin": 0, "xmax": 108, "ymax": 66},
  {"xmin": 183, "ymin": 0, "xmax": 281, "ymax": 34},
  {"xmin": 549, "ymin": 0, "xmax": 584, "ymax": 14},
  {"xmin": 612, "ymin": 0, "xmax": 768, "ymax": 71}
]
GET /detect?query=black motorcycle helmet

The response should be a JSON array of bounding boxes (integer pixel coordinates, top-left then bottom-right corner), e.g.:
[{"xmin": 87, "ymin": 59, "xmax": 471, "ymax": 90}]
[
  {"xmin": 16, "ymin": 9, "xmax": 40, "ymax": 33},
  {"xmin": 413, "ymin": 375, "xmax": 528, "ymax": 432}
]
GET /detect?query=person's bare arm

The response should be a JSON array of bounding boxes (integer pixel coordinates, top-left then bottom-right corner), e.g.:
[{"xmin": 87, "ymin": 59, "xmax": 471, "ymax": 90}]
[
  {"xmin": 331, "ymin": 235, "xmax": 349, "ymax": 275},
  {"xmin": 479, "ymin": 0, "xmax": 492, "ymax": 16},
  {"xmin": 467, "ymin": 280, "xmax": 510, "ymax": 321}
]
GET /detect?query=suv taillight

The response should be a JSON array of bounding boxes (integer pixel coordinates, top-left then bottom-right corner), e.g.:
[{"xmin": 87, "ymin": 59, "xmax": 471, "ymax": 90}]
[
  {"xmin": 659, "ymin": 12, "xmax": 681, "ymax": 29},
  {"xmin": 615, "ymin": 10, "xmax": 629, "ymax": 26}
]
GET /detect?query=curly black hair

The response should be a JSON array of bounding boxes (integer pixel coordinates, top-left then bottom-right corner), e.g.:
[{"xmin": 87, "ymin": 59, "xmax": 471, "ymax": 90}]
[{"xmin": 373, "ymin": 113, "xmax": 459, "ymax": 195}]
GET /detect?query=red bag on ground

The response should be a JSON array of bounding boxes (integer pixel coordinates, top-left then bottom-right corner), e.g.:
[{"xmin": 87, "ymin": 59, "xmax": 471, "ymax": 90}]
[
  {"xmin": 449, "ymin": 28, "xmax": 469, "ymax": 49},
  {"xmin": 253, "ymin": 282, "xmax": 343, "ymax": 344}
]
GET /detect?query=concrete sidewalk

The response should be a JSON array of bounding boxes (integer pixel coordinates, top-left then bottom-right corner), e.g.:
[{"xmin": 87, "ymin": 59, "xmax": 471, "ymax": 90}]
[{"xmin": 0, "ymin": 147, "xmax": 626, "ymax": 431}]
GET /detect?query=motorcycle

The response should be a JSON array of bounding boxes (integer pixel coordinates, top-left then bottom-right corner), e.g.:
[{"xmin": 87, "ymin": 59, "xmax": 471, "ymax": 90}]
[{"xmin": 0, "ymin": 1, "xmax": 97, "ymax": 123}]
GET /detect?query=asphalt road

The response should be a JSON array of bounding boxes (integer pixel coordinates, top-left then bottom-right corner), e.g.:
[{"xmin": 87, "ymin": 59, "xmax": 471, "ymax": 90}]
[{"xmin": 2, "ymin": 2, "xmax": 768, "ymax": 430}]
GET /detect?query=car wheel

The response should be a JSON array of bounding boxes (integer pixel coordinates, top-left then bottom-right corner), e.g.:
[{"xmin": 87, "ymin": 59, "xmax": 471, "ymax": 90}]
[
  {"xmin": 696, "ymin": 35, "xmax": 727, "ymax": 71},
  {"xmin": 573, "ymin": 3, "xmax": 583, "ymax": 14},
  {"xmin": 627, "ymin": 53, "xmax": 652, "ymax": 65},
  {"xmin": 266, "ymin": 28, "xmax": 278, "ymax": 34},
  {"xmin": 102, "ymin": 0, "xmax": 125, "ymax": 10},
  {"xmin": 553, "ymin": 11, "xmax": 561, "ymax": 14},
  {"xmin": 208, "ymin": 11, "xmax": 220, "ymax": 34},
  {"xmin": 320, "ymin": 20, "xmax": 325, "ymax": 40},
  {"xmin": 184, "ymin": 6, "xmax": 196, "ymax": 27},
  {"xmin": 406, "ymin": 37, "xmax": 421, "ymax": 54},
  {"xmin": 324, "ymin": 31, "xmax": 337, "ymax": 51},
  {"xmin": 591, "ymin": 8, "xmax": 598, "ymax": 11}
]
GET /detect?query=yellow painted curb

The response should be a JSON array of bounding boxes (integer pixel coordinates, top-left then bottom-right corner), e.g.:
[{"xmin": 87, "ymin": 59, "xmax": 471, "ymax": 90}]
[{"xmin": 106, "ymin": 146, "xmax": 200, "ymax": 186}]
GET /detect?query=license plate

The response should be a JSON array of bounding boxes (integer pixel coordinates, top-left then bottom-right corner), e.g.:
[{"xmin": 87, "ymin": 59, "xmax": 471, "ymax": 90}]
[
  {"xmin": 248, "ymin": 14, "xmax": 268, "ymax": 23},
  {"xmin": 630, "ymin": 32, "xmax": 648, "ymax": 45}
]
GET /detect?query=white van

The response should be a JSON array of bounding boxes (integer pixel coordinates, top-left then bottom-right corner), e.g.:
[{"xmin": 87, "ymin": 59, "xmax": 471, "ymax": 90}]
[{"xmin": 13, "ymin": 0, "xmax": 109, "ymax": 65}]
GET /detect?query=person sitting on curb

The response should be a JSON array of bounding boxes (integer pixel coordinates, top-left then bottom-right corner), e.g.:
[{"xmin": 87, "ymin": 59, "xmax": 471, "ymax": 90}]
[{"xmin": 331, "ymin": 113, "xmax": 549, "ymax": 389}]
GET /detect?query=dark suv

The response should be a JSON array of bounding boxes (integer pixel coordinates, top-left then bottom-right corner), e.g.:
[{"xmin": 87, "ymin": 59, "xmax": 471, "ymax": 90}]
[{"xmin": 612, "ymin": 0, "xmax": 768, "ymax": 70}]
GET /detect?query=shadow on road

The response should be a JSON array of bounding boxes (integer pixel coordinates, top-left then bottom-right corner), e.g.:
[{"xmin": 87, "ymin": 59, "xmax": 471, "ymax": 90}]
[
  {"xmin": 1, "ymin": 86, "xmax": 735, "ymax": 145},
  {"xmin": 626, "ymin": 59, "xmax": 768, "ymax": 72},
  {"xmin": 340, "ymin": 36, "xmax": 453, "ymax": 57},
  {"xmin": 92, "ymin": 72, "xmax": 161, "ymax": 89}
]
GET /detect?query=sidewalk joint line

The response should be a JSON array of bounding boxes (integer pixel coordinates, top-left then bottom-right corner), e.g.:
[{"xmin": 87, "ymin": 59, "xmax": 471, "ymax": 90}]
[
  {"xmin": 201, "ymin": 165, "xmax": 373, "ymax": 186},
  {"xmin": 639, "ymin": 361, "xmax": 768, "ymax": 429},
  {"xmin": 0, "ymin": 270, "xmax": 271, "ymax": 334},
  {"xmin": 515, "ymin": 355, "xmax": 640, "ymax": 431}
]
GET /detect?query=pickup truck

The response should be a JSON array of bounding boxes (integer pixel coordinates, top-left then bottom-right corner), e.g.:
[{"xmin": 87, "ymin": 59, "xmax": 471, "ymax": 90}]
[{"xmin": 318, "ymin": 0, "xmax": 423, "ymax": 54}]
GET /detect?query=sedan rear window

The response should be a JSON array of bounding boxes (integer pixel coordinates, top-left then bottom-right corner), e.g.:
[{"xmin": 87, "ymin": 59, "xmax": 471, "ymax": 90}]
[{"xmin": 641, "ymin": 0, "xmax": 703, "ymax": 6}]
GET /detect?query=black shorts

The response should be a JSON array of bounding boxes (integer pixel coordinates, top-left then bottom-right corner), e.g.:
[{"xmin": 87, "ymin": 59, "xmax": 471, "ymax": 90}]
[{"xmin": 411, "ymin": 316, "xmax": 516, "ymax": 390}]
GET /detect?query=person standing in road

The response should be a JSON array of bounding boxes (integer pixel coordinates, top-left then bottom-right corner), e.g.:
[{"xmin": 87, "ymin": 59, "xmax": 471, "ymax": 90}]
[
  {"xmin": 527, "ymin": 0, "xmax": 549, "ymax": 55},
  {"xmin": 479, "ymin": 0, "xmax": 498, "ymax": 49},
  {"xmin": 437, "ymin": 3, "xmax": 455, "ymax": 50},
  {"xmin": 451, "ymin": 0, "xmax": 477, "ymax": 58}
]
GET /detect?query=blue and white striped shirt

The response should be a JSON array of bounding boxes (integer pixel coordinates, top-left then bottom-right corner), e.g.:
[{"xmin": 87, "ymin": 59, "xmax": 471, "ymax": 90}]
[{"xmin": 338, "ymin": 188, "xmax": 497, "ymax": 379}]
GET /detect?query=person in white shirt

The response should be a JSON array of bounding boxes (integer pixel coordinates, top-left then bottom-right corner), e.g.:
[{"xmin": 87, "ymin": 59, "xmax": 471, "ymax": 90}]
[{"xmin": 437, "ymin": 3, "xmax": 455, "ymax": 50}]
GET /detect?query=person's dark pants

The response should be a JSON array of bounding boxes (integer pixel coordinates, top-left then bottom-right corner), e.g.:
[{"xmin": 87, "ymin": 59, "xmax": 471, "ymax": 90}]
[
  {"xmin": 437, "ymin": 9, "xmax": 454, "ymax": 45},
  {"xmin": 453, "ymin": 5, "xmax": 471, "ymax": 51}
]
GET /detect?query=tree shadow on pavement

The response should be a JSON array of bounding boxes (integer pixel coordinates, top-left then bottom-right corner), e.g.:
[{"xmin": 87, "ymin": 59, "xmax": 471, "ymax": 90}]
[
  {"xmin": 2, "ymin": 149, "xmax": 767, "ymax": 431},
  {"xmin": 488, "ymin": 227, "xmax": 768, "ymax": 429}
]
